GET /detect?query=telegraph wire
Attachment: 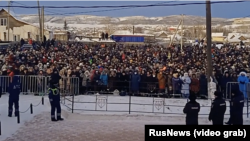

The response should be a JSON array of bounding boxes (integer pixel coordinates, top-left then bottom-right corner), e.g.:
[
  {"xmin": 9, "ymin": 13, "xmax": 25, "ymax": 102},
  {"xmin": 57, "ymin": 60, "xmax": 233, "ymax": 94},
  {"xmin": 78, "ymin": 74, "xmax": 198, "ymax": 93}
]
[
  {"xmin": 12, "ymin": 1, "xmax": 178, "ymax": 16},
  {"xmin": 1, "ymin": 1, "xmax": 246, "ymax": 9}
]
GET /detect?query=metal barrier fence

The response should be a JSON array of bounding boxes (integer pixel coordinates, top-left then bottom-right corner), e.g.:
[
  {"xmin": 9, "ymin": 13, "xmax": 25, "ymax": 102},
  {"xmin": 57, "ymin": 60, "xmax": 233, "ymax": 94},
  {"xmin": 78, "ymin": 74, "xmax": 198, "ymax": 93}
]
[
  {"xmin": 0, "ymin": 75, "xmax": 208, "ymax": 98},
  {"xmin": 82, "ymin": 81, "xmax": 193, "ymax": 97},
  {"xmin": 61, "ymin": 95, "xmax": 249, "ymax": 117},
  {"xmin": 0, "ymin": 76, "xmax": 79, "ymax": 96},
  {"xmin": 226, "ymin": 82, "xmax": 250, "ymax": 99}
]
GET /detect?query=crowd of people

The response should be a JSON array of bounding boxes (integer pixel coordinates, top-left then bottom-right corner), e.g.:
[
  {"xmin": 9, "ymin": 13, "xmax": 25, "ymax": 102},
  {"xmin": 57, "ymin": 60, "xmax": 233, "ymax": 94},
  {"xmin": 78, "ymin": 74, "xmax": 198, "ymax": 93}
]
[{"xmin": 0, "ymin": 39, "xmax": 250, "ymax": 99}]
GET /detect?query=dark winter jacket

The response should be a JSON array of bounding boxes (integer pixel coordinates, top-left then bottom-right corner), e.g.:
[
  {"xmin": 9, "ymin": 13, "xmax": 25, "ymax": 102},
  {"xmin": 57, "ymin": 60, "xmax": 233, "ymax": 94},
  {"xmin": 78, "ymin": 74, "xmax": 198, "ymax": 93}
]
[
  {"xmin": 221, "ymin": 76, "xmax": 231, "ymax": 89},
  {"xmin": 130, "ymin": 73, "xmax": 140, "ymax": 91},
  {"xmin": 183, "ymin": 100, "xmax": 200, "ymax": 125},
  {"xmin": 48, "ymin": 80, "xmax": 60, "ymax": 102},
  {"xmin": 209, "ymin": 97, "xmax": 226, "ymax": 125},
  {"xmin": 199, "ymin": 74, "xmax": 208, "ymax": 95},
  {"xmin": 231, "ymin": 91, "xmax": 244, "ymax": 125},
  {"xmin": 172, "ymin": 77, "xmax": 182, "ymax": 92},
  {"xmin": 9, "ymin": 76, "xmax": 21, "ymax": 100}
]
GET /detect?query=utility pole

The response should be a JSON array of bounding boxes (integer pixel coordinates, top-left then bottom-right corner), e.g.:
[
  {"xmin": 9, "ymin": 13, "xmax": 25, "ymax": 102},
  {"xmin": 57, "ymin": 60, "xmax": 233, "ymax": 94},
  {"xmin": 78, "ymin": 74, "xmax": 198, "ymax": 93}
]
[
  {"xmin": 133, "ymin": 25, "xmax": 134, "ymax": 34},
  {"xmin": 181, "ymin": 14, "xmax": 184, "ymax": 51},
  {"xmin": 42, "ymin": 6, "xmax": 44, "ymax": 43},
  {"xmin": 7, "ymin": 1, "xmax": 10, "ymax": 41},
  {"xmin": 37, "ymin": 0, "xmax": 42, "ymax": 42},
  {"xmin": 206, "ymin": 0, "xmax": 212, "ymax": 97},
  {"xmin": 169, "ymin": 19, "xmax": 182, "ymax": 47}
]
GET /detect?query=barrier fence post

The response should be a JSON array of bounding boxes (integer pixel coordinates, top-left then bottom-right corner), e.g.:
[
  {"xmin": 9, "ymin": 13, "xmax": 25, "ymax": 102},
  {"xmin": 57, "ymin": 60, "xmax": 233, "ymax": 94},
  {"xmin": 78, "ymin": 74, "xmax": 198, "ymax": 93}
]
[
  {"xmin": 72, "ymin": 94, "xmax": 74, "ymax": 113},
  {"xmin": 42, "ymin": 97, "xmax": 44, "ymax": 105},
  {"xmin": 30, "ymin": 104, "xmax": 33, "ymax": 114},
  {"xmin": 0, "ymin": 121, "xmax": 1, "ymax": 136},
  {"xmin": 129, "ymin": 95, "xmax": 131, "ymax": 114},
  {"xmin": 17, "ymin": 112, "xmax": 20, "ymax": 124},
  {"xmin": 247, "ymin": 99, "xmax": 249, "ymax": 118}
]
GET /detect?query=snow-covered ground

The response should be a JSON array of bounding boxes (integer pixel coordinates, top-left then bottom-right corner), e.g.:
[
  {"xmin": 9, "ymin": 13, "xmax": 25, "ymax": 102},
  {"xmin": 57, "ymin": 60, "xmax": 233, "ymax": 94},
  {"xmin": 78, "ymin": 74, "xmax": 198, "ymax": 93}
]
[
  {"xmin": 0, "ymin": 95, "xmax": 49, "ymax": 141},
  {"xmin": 0, "ymin": 95, "xmax": 250, "ymax": 141},
  {"xmin": 62, "ymin": 95, "xmax": 250, "ymax": 119}
]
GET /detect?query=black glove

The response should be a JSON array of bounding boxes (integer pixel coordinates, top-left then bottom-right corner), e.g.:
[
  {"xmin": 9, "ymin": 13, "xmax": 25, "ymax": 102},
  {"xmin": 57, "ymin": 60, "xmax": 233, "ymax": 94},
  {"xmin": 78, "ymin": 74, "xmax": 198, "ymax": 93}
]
[{"xmin": 240, "ymin": 81, "xmax": 245, "ymax": 84}]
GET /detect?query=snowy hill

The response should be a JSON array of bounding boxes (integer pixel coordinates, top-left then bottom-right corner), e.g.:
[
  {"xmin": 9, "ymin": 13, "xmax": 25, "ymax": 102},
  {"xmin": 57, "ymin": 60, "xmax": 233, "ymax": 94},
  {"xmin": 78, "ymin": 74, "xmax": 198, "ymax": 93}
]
[{"xmin": 19, "ymin": 14, "xmax": 231, "ymax": 26}]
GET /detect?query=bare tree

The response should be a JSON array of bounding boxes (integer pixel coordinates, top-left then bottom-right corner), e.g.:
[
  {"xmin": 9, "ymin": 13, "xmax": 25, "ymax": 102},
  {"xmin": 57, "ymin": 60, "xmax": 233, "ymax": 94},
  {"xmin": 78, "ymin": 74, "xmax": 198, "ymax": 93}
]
[{"xmin": 64, "ymin": 20, "xmax": 68, "ymax": 30}]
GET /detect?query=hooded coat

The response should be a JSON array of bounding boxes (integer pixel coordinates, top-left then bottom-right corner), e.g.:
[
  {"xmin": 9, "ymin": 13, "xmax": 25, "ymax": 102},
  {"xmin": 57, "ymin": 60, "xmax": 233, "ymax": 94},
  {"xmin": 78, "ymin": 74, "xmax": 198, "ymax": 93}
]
[
  {"xmin": 199, "ymin": 74, "xmax": 208, "ymax": 95},
  {"xmin": 181, "ymin": 73, "xmax": 191, "ymax": 95},
  {"xmin": 172, "ymin": 73, "xmax": 182, "ymax": 93},
  {"xmin": 51, "ymin": 69, "xmax": 61, "ymax": 85},
  {"xmin": 131, "ymin": 72, "xmax": 141, "ymax": 91},
  {"xmin": 237, "ymin": 72, "xmax": 249, "ymax": 99},
  {"xmin": 100, "ymin": 72, "xmax": 108, "ymax": 86}
]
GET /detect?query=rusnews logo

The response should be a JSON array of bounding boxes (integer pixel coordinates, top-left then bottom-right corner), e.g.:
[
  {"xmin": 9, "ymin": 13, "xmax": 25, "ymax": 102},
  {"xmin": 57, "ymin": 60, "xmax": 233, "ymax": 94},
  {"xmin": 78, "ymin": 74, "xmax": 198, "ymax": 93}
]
[{"xmin": 149, "ymin": 129, "xmax": 191, "ymax": 136}]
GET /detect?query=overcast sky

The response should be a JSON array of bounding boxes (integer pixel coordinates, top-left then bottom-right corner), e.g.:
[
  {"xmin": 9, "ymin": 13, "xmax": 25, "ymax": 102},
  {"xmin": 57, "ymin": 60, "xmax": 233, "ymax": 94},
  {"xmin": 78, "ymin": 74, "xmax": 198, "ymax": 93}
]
[{"xmin": 0, "ymin": 1, "xmax": 249, "ymax": 18}]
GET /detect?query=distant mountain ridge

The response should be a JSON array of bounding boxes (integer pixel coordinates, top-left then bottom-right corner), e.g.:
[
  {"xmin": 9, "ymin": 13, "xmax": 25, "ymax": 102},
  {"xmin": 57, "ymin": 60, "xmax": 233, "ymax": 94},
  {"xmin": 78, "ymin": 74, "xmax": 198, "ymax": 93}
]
[{"xmin": 18, "ymin": 14, "xmax": 233, "ymax": 25}]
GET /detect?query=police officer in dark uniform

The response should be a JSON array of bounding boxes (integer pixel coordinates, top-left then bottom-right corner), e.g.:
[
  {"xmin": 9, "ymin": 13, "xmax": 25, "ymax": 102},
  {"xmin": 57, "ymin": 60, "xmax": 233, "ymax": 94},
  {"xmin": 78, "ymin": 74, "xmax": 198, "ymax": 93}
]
[
  {"xmin": 48, "ymin": 79, "xmax": 63, "ymax": 121},
  {"xmin": 208, "ymin": 91, "xmax": 226, "ymax": 125},
  {"xmin": 8, "ymin": 76, "xmax": 21, "ymax": 117},
  {"xmin": 231, "ymin": 89, "xmax": 244, "ymax": 125},
  {"xmin": 183, "ymin": 94, "xmax": 200, "ymax": 125}
]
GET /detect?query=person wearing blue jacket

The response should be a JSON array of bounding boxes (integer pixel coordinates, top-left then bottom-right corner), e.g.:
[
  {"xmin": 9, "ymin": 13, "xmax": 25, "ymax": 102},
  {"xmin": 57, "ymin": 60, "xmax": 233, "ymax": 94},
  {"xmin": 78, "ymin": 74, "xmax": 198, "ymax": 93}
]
[
  {"xmin": 230, "ymin": 89, "xmax": 244, "ymax": 125},
  {"xmin": 100, "ymin": 71, "xmax": 108, "ymax": 91},
  {"xmin": 237, "ymin": 72, "xmax": 249, "ymax": 99},
  {"xmin": 48, "ymin": 79, "xmax": 63, "ymax": 121},
  {"xmin": 8, "ymin": 76, "xmax": 21, "ymax": 117}
]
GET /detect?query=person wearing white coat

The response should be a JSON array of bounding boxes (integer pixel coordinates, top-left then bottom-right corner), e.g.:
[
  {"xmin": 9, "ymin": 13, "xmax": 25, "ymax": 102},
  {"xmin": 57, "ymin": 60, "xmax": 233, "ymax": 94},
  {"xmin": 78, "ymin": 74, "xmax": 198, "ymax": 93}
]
[{"xmin": 181, "ymin": 73, "xmax": 191, "ymax": 98}]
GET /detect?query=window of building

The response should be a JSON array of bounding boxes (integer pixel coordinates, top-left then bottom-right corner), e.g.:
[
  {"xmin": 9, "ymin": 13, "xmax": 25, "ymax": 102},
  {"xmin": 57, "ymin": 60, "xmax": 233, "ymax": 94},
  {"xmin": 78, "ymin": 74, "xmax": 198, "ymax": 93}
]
[
  {"xmin": 14, "ymin": 35, "xmax": 17, "ymax": 41},
  {"xmin": 28, "ymin": 32, "xmax": 31, "ymax": 39},
  {"xmin": 36, "ymin": 35, "xmax": 39, "ymax": 41},
  {"xmin": 0, "ymin": 18, "xmax": 7, "ymax": 26},
  {"xmin": 3, "ymin": 32, "xmax": 6, "ymax": 41},
  {"xmin": 17, "ymin": 35, "xmax": 20, "ymax": 41},
  {"xmin": 13, "ymin": 35, "xmax": 20, "ymax": 41}
]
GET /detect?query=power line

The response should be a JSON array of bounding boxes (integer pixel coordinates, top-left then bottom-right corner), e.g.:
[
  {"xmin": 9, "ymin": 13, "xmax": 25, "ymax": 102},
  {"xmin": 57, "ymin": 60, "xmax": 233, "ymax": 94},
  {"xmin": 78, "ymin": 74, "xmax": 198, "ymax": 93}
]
[
  {"xmin": 12, "ymin": 1, "xmax": 178, "ymax": 16},
  {"xmin": 44, "ymin": 1, "xmax": 179, "ymax": 16},
  {"xmin": 12, "ymin": 1, "xmax": 67, "ymax": 14},
  {"xmin": 1, "ymin": 1, "xmax": 246, "ymax": 9}
]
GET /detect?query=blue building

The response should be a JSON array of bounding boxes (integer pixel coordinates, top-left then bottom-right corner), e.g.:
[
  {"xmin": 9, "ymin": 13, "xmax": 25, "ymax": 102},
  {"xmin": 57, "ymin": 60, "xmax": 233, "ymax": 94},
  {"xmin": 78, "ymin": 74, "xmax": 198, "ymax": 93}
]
[{"xmin": 110, "ymin": 30, "xmax": 154, "ymax": 43}]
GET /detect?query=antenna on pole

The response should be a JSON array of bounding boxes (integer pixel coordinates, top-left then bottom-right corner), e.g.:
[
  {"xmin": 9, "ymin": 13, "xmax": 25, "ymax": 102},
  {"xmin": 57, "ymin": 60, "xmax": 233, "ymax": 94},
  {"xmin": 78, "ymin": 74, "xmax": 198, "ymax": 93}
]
[
  {"xmin": 7, "ymin": 1, "xmax": 10, "ymax": 41},
  {"xmin": 37, "ymin": 0, "xmax": 42, "ymax": 42}
]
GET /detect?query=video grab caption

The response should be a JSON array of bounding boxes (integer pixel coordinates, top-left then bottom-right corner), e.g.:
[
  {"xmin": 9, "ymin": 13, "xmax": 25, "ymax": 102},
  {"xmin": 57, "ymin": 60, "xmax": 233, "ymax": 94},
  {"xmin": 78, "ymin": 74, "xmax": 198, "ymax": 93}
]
[{"xmin": 145, "ymin": 125, "xmax": 247, "ymax": 140}]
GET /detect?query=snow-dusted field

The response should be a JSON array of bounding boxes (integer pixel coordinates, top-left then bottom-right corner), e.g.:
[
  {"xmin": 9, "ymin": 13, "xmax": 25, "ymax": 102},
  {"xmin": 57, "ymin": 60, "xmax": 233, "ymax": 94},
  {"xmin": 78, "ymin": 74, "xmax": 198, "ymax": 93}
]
[{"xmin": 0, "ymin": 95, "xmax": 250, "ymax": 141}]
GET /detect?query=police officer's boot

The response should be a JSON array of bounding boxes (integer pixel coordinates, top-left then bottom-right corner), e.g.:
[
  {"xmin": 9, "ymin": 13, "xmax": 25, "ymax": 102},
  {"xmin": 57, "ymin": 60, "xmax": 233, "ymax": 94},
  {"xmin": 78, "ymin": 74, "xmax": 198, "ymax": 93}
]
[
  {"xmin": 8, "ymin": 113, "xmax": 12, "ymax": 117},
  {"xmin": 51, "ymin": 118, "xmax": 57, "ymax": 122},
  {"xmin": 8, "ymin": 110, "xmax": 12, "ymax": 117},
  {"xmin": 57, "ymin": 116, "xmax": 64, "ymax": 121},
  {"xmin": 15, "ymin": 111, "xmax": 19, "ymax": 117}
]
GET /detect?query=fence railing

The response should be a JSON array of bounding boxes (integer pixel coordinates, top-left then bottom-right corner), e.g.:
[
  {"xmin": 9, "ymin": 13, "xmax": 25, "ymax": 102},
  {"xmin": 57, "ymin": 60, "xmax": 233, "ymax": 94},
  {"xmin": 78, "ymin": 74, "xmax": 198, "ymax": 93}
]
[
  {"xmin": 0, "ymin": 76, "xmax": 79, "ymax": 96},
  {"xmin": 1, "ymin": 76, "xmax": 250, "ymax": 100},
  {"xmin": 61, "ymin": 95, "xmax": 250, "ymax": 118}
]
